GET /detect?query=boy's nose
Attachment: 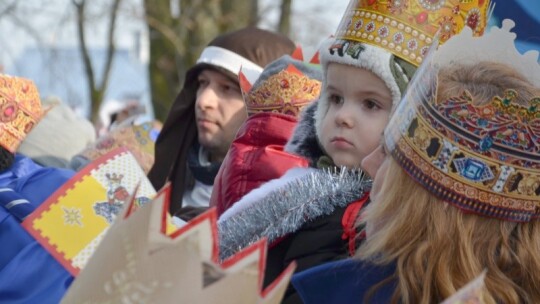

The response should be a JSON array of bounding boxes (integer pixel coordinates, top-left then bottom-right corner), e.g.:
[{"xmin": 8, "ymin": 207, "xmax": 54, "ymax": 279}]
[{"xmin": 334, "ymin": 104, "xmax": 354, "ymax": 128}]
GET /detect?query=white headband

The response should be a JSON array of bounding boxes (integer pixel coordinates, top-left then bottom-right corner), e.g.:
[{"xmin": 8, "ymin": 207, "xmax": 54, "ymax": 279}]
[{"xmin": 196, "ymin": 46, "xmax": 264, "ymax": 82}]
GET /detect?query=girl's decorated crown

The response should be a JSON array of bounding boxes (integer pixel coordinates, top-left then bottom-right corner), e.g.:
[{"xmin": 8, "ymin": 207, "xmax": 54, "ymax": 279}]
[{"xmin": 385, "ymin": 20, "xmax": 540, "ymax": 222}]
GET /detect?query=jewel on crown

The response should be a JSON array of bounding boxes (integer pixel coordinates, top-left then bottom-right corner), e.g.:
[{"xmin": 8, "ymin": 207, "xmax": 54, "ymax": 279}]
[{"xmin": 0, "ymin": 75, "xmax": 44, "ymax": 153}]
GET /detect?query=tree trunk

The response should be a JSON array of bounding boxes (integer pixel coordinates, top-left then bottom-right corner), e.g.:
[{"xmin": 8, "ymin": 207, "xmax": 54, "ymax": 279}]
[
  {"xmin": 73, "ymin": 0, "xmax": 122, "ymax": 123},
  {"xmin": 278, "ymin": 0, "xmax": 292, "ymax": 36},
  {"xmin": 145, "ymin": 0, "xmax": 256, "ymax": 122}
]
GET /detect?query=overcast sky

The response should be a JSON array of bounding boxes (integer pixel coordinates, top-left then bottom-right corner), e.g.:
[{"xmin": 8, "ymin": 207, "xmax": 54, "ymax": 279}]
[{"xmin": 0, "ymin": 0, "xmax": 350, "ymax": 73}]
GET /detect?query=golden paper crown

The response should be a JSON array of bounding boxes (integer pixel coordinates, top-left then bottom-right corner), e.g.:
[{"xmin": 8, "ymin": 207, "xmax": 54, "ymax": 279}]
[
  {"xmin": 61, "ymin": 184, "xmax": 295, "ymax": 303},
  {"xmin": 79, "ymin": 121, "xmax": 160, "ymax": 174},
  {"xmin": 335, "ymin": 0, "xmax": 491, "ymax": 66},
  {"xmin": 239, "ymin": 47, "xmax": 322, "ymax": 117},
  {"xmin": 0, "ymin": 74, "xmax": 44, "ymax": 153}
]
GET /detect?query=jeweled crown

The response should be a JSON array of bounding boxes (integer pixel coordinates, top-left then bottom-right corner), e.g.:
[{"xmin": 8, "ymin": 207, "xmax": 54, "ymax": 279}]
[
  {"xmin": 239, "ymin": 48, "xmax": 322, "ymax": 117},
  {"xmin": 386, "ymin": 20, "xmax": 540, "ymax": 222},
  {"xmin": 0, "ymin": 74, "xmax": 44, "ymax": 153},
  {"xmin": 335, "ymin": 0, "xmax": 491, "ymax": 66}
]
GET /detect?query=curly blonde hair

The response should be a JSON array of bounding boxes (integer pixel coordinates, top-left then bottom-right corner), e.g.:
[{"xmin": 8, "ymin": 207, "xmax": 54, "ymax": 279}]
[{"xmin": 356, "ymin": 62, "xmax": 540, "ymax": 303}]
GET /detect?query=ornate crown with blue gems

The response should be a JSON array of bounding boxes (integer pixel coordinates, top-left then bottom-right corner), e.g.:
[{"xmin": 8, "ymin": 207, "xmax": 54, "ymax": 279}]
[{"xmin": 385, "ymin": 20, "xmax": 540, "ymax": 222}]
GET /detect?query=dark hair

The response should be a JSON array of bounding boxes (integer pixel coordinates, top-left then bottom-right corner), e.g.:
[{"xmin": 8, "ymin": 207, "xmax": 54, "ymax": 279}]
[{"xmin": 0, "ymin": 146, "xmax": 15, "ymax": 172}]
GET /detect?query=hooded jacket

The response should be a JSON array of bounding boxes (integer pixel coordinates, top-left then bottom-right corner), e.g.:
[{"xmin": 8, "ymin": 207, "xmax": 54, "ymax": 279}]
[
  {"xmin": 148, "ymin": 27, "xmax": 295, "ymax": 214},
  {"xmin": 211, "ymin": 113, "xmax": 309, "ymax": 215}
]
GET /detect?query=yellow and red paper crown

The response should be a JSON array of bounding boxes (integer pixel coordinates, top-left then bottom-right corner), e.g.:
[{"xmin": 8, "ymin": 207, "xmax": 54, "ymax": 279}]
[
  {"xmin": 335, "ymin": 0, "xmax": 492, "ymax": 66},
  {"xmin": 61, "ymin": 184, "xmax": 296, "ymax": 303},
  {"xmin": 23, "ymin": 148, "xmax": 157, "ymax": 275},
  {"xmin": 385, "ymin": 20, "xmax": 540, "ymax": 222},
  {"xmin": 0, "ymin": 74, "xmax": 44, "ymax": 153},
  {"xmin": 239, "ymin": 47, "xmax": 322, "ymax": 117}
]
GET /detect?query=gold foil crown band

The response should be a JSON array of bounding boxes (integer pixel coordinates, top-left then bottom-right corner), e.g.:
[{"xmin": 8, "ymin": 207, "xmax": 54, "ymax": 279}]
[{"xmin": 335, "ymin": 0, "xmax": 491, "ymax": 66}]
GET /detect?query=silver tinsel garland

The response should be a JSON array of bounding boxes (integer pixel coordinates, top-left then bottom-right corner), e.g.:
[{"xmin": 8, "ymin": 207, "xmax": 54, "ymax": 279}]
[{"xmin": 218, "ymin": 168, "xmax": 372, "ymax": 261}]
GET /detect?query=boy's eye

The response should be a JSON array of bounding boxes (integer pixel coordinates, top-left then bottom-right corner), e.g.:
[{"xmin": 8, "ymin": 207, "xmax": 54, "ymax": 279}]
[
  {"xmin": 328, "ymin": 94, "xmax": 344, "ymax": 105},
  {"xmin": 364, "ymin": 99, "xmax": 381, "ymax": 110}
]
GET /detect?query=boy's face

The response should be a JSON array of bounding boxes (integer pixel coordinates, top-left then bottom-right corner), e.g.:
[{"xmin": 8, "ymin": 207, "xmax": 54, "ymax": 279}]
[
  {"xmin": 320, "ymin": 63, "xmax": 393, "ymax": 168},
  {"xmin": 195, "ymin": 69, "xmax": 246, "ymax": 162}
]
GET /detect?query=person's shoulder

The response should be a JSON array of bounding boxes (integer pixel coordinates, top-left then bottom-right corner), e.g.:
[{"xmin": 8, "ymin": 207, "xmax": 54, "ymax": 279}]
[
  {"xmin": 9, "ymin": 165, "xmax": 75, "ymax": 206},
  {"xmin": 292, "ymin": 259, "xmax": 395, "ymax": 304}
]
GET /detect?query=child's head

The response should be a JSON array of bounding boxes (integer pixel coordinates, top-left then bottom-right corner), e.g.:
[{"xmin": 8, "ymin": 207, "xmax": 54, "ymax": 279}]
[
  {"xmin": 358, "ymin": 34, "xmax": 540, "ymax": 303},
  {"xmin": 240, "ymin": 53, "xmax": 322, "ymax": 118},
  {"xmin": 319, "ymin": 62, "xmax": 393, "ymax": 167},
  {"xmin": 312, "ymin": 0, "xmax": 491, "ymax": 168},
  {"xmin": 315, "ymin": 40, "xmax": 416, "ymax": 168}
]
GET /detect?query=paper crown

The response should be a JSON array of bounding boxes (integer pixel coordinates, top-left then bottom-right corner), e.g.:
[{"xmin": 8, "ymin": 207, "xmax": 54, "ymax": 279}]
[
  {"xmin": 0, "ymin": 74, "xmax": 44, "ymax": 153},
  {"xmin": 239, "ymin": 47, "xmax": 322, "ymax": 117},
  {"xmin": 23, "ymin": 148, "xmax": 157, "ymax": 275},
  {"xmin": 385, "ymin": 20, "xmax": 540, "ymax": 222},
  {"xmin": 61, "ymin": 184, "xmax": 295, "ymax": 303},
  {"xmin": 440, "ymin": 271, "xmax": 486, "ymax": 304},
  {"xmin": 334, "ymin": 0, "xmax": 492, "ymax": 66},
  {"xmin": 78, "ymin": 121, "xmax": 160, "ymax": 174}
]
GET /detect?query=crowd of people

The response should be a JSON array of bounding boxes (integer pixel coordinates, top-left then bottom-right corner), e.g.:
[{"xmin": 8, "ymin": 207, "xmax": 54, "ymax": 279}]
[{"xmin": 1, "ymin": 0, "xmax": 539, "ymax": 303}]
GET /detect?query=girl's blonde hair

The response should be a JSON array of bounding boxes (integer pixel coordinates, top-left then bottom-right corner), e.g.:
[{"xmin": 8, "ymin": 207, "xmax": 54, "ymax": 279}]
[{"xmin": 357, "ymin": 62, "xmax": 540, "ymax": 304}]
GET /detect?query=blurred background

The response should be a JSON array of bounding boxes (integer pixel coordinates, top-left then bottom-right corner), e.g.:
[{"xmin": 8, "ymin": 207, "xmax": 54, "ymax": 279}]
[{"xmin": 0, "ymin": 0, "xmax": 538, "ymax": 125}]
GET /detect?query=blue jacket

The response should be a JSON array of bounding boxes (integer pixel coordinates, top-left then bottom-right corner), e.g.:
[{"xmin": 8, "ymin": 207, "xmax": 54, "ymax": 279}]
[
  {"xmin": 291, "ymin": 258, "xmax": 396, "ymax": 304},
  {"xmin": 0, "ymin": 154, "xmax": 75, "ymax": 304}
]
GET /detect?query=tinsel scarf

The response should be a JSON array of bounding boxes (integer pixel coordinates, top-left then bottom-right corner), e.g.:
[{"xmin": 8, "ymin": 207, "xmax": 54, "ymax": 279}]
[{"xmin": 218, "ymin": 168, "xmax": 371, "ymax": 261}]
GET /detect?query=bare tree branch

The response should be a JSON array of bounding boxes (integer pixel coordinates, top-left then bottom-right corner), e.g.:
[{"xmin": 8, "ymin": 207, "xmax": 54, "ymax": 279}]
[
  {"xmin": 278, "ymin": 0, "xmax": 292, "ymax": 35},
  {"xmin": 73, "ymin": 0, "xmax": 123, "ymax": 122},
  {"xmin": 73, "ymin": 0, "xmax": 96, "ymax": 115},
  {"xmin": 100, "ymin": 0, "xmax": 122, "ymax": 90},
  {"xmin": 144, "ymin": 14, "xmax": 185, "ymax": 54},
  {"xmin": 0, "ymin": 0, "xmax": 17, "ymax": 18}
]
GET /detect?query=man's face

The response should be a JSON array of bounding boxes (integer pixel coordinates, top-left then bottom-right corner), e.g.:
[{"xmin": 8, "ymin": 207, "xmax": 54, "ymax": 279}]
[{"xmin": 195, "ymin": 69, "xmax": 247, "ymax": 162}]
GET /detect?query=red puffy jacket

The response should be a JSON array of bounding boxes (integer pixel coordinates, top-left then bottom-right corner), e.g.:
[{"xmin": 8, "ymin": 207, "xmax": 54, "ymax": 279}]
[{"xmin": 210, "ymin": 112, "xmax": 309, "ymax": 216}]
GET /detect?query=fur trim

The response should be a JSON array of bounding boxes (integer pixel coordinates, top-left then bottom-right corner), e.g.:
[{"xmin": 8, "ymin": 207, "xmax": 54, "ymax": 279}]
[
  {"xmin": 219, "ymin": 167, "xmax": 315, "ymax": 221},
  {"xmin": 217, "ymin": 167, "xmax": 371, "ymax": 261},
  {"xmin": 283, "ymin": 101, "xmax": 325, "ymax": 166}
]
